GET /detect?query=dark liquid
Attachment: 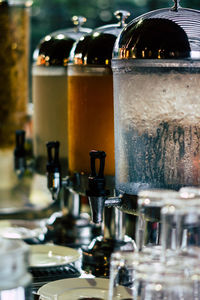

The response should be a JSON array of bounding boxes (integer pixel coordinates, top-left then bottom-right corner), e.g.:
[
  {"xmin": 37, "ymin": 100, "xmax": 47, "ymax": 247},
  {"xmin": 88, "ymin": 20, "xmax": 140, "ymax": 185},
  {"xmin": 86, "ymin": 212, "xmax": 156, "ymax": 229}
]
[{"xmin": 116, "ymin": 120, "xmax": 200, "ymax": 196}]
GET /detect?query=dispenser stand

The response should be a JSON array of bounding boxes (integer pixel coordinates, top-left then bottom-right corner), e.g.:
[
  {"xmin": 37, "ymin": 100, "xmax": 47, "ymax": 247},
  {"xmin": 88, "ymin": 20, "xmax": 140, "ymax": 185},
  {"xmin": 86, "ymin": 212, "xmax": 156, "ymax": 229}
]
[
  {"xmin": 82, "ymin": 150, "xmax": 136, "ymax": 277},
  {"xmin": 45, "ymin": 190, "xmax": 101, "ymax": 248},
  {"xmin": 82, "ymin": 207, "xmax": 135, "ymax": 277},
  {"xmin": 45, "ymin": 142, "xmax": 101, "ymax": 248}
]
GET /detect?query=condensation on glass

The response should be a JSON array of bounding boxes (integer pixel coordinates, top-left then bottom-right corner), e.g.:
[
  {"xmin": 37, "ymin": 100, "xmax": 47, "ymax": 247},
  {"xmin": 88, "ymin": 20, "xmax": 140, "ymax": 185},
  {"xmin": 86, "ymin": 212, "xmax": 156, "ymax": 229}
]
[{"xmin": 112, "ymin": 4, "xmax": 200, "ymax": 198}]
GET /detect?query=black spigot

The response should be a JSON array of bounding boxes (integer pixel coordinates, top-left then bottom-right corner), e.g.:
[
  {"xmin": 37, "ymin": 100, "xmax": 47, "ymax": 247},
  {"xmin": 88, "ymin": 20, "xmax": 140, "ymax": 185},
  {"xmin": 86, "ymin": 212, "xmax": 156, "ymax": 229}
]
[
  {"xmin": 87, "ymin": 150, "xmax": 109, "ymax": 224},
  {"xmin": 46, "ymin": 141, "xmax": 61, "ymax": 201},
  {"xmin": 14, "ymin": 130, "xmax": 26, "ymax": 178}
]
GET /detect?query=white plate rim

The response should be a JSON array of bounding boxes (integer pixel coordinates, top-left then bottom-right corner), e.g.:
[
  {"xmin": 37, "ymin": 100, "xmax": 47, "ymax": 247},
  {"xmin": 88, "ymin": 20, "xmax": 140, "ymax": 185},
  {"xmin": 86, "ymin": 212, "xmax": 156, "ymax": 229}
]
[
  {"xmin": 29, "ymin": 244, "xmax": 81, "ymax": 268},
  {"xmin": 0, "ymin": 219, "xmax": 47, "ymax": 240},
  {"xmin": 37, "ymin": 277, "xmax": 132, "ymax": 299}
]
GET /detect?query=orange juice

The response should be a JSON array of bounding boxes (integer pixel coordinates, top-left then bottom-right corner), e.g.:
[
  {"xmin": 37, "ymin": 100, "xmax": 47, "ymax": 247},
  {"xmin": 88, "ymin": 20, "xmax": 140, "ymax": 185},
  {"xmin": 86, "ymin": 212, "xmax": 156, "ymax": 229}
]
[{"xmin": 68, "ymin": 66, "xmax": 114, "ymax": 176}]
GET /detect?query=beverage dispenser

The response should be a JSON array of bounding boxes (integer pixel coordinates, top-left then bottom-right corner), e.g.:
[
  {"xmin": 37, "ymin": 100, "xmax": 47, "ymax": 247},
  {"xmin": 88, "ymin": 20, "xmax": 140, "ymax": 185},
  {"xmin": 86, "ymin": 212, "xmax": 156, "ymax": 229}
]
[
  {"xmin": 67, "ymin": 10, "xmax": 130, "ymax": 195},
  {"xmin": 0, "ymin": 0, "xmax": 30, "ymax": 190},
  {"xmin": 32, "ymin": 16, "xmax": 91, "ymax": 176},
  {"xmin": 88, "ymin": 1, "xmax": 200, "ymax": 234},
  {"xmin": 111, "ymin": 0, "xmax": 200, "ymax": 212},
  {"xmin": 32, "ymin": 18, "xmax": 97, "ymax": 247},
  {"xmin": 68, "ymin": 11, "xmax": 137, "ymax": 276}
]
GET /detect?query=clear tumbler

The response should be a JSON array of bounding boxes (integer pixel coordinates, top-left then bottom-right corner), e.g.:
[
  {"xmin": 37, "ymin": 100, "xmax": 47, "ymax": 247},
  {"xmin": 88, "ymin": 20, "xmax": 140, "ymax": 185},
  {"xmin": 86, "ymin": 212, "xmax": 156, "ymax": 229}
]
[
  {"xmin": 134, "ymin": 260, "xmax": 193, "ymax": 300},
  {"xmin": 109, "ymin": 247, "xmax": 162, "ymax": 300},
  {"xmin": 136, "ymin": 189, "xmax": 178, "ymax": 251},
  {"xmin": 161, "ymin": 190, "xmax": 200, "ymax": 253}
]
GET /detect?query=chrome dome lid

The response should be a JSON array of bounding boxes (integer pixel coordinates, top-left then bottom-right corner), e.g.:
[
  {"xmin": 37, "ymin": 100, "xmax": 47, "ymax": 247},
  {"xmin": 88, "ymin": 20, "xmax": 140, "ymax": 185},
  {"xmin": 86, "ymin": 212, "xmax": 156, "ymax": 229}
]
[
  {"xmin": 69, "ymin": 10, "xmax": 130, "ymax": 66},
  {"xmin": 113, "ymin": 0, "xmax": 200, "ymax": 60},
  {"xmin": 33, "ymin": 16, "xmax": 92, "ymax": 66}
]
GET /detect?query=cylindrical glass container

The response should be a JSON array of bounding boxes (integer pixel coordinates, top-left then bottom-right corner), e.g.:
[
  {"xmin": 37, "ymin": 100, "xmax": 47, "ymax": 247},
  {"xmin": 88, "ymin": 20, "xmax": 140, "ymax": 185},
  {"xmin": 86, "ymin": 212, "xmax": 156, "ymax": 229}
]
[
  {"xmin": 134, "ymin": 260, "xmax": 193, "ymax": 300},
  {"xmin": 0, "ymin": 237, "xmax": 32, "ymax": 299},
  {"xmin": 67, "ymin": 10, "xmax": 130, "ymax": 194},
  {"xmin": 67, "ymin": 65, "xmax": 114, "ymax": 176},
  {"xmin": 136, "ymin": 189, "xmax": 178, "ymax": 251},
  {"xmin": 0, "ymin": 0, "xmax": 30, "ymax": 189},
  {"xmin": 161, "ymin": 191, "xmax": 200, "ymax": 252},
  {"xmin": 109, "ymin": 247, "xmax": 162, "ymax": 300},
  {"xmin": 112, "ymin": 3, "xmax": 200, "ymax": 213},
  {"xmin": 32, "ymin": 17, "xmax": 91, "ymax": 175}
]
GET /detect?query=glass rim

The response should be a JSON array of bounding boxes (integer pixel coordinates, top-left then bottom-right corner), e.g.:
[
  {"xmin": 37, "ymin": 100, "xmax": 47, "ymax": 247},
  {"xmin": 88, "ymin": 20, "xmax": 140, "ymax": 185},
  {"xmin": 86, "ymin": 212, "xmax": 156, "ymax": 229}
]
[
  {"xmin": 134, "ymin": 261, "xmax": 192, "ymax": 284},
  {"xmin": 138, "ymin": 189, "xmax": 179, "ymax": 207}
]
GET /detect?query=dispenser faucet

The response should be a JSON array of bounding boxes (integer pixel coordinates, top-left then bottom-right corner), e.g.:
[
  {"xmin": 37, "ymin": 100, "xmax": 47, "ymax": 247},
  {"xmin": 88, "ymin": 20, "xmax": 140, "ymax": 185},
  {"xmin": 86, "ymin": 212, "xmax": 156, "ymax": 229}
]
[
  {"xmin": 86, "ymin": 150, "xmax": 109, "ymax": 224},
  {"xmin": 14, "ymin": 130, "xmax": 27, "ymax": 178},
  {"xmin": 46, "ymin": 141, "xmax": 61, "ymax": 201},
  {"xmin": 45, "ymin": 141, "xmax": 81, "ymax": 216},
  {"xmin": 87, "ymin": 150, "xmax": 122, "ymax": 224}
]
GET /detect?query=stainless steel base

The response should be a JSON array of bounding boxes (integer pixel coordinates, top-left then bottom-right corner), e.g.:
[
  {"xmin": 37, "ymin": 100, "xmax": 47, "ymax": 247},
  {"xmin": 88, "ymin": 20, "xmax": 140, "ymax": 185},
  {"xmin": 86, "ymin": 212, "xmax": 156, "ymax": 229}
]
[
  {"xmin": 45, "ymin": 212, "xmax": 101, "ymax": 248},
  {"xmin": 82, "ymin": 235, "xmax": 136, "ymax": 277}
]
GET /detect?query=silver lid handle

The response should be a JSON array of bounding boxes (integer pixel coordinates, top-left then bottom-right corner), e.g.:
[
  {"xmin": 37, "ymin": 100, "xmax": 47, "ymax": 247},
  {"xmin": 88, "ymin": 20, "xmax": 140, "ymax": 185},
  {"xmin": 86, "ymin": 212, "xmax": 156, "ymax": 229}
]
[
  {"xmin": 114, "ymin": 10, "xmax": 130, "ymax": 27},
  {"xmin": 171, "ymin": 0, "xmax": 181, "ymax": 11},
  {"xmin": 72, "ymin": 15, "xmax": 87, "ymax": 31}
]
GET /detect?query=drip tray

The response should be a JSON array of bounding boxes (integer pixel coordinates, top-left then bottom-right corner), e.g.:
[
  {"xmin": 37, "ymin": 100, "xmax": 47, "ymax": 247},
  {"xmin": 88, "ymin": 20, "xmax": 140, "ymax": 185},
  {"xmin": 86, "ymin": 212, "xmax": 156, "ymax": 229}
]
[{"xmin": 30, "ymin": 264, "xmax": 81, "ymax": 291}]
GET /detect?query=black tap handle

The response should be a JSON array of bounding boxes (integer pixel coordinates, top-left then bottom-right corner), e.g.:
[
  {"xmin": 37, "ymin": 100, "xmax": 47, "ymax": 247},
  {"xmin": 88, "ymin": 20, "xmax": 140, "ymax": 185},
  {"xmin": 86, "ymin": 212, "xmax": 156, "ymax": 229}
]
[
  {"xmin": 46, "ymin": 141, "xmax": 61, "ymax": 172},
  {"xmin": 14, "ymin": 130, "xmax": 26, "ymax": 174},
  {"xmin": 46, "ymin": 141, "xmax": 61, "ymax": 200},
  {"xmin": 87, "ymin": 150, "xmax": 109, "ymax": 197},
  {"xmin": 15, "ymin": 130, "xmax": 26, "ymax": 156},
  {"xmin": 90, "ymin": 150, "xmax": 106, "ymax": 178}
]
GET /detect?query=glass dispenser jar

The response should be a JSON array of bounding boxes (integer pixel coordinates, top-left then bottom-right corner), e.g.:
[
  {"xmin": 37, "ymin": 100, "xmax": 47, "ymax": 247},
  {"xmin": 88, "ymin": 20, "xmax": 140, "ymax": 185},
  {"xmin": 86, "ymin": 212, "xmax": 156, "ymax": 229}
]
[
  {"xmin": 0, "ymin": 237, "xmax": 32, "ymax": 299},
  {"xmin": 32, "ymin": 16, "xmax": 91, "ymax": 175},
  {"xmin": 0, "ymin": 0, "xmax": 31, "ymax": 189},
  {"xmin": 112, "ymin": 1, "xmax": 200, "ymax": 210},
  {"xmin": 68, "ymin": 10, "xmax": 130, "ymax": 194}
]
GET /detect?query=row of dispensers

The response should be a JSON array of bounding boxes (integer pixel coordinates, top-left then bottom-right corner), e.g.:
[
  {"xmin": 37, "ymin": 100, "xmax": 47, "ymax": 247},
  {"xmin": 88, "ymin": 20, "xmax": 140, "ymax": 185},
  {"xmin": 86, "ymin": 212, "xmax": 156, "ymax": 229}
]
[{"xmin": 0, "ymin": 0, "xmax": 200, "ymax": 277}]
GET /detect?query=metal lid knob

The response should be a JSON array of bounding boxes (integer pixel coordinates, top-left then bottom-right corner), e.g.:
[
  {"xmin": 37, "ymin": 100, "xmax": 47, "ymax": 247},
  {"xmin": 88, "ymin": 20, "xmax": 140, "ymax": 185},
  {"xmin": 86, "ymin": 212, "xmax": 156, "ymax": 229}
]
[
  {"xmin": 171, "ymin": 0, "xmax": 181, "ymax": 12},
  {"xmin": 70, "ymin": 10, "xmax": 131, "ymax": 66},
  {"xmin": 33, "ymin": 15, "xmax": 91, "ymax": 66},
  {"xmin": 114, "ymin": 10, "xmax": 131, "ymax": 27},
  {"xmin": 72, "ymin": 15, "xmax": 87, "ymax": 27}
]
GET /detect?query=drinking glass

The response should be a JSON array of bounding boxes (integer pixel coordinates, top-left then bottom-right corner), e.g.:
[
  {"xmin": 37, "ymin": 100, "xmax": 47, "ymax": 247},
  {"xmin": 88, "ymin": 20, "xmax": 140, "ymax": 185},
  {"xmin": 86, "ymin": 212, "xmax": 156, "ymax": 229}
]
[
  {"xmin": 136, "ymin": 189, "xmax": 178, "ymax": 251},
  {"xmin": 108, "ymin": 247, "xmax": 162, "ymax": 300},
  {"xmin": 166, "ymin": 249, "xmax": 200, "ymax": 300},
  {"xmin": 134, "ymin": 260, "xmax": 194, "ymax": 300},
  {"xmin": 161, "ymin": 190, "xmax": 200, "ymax": 253}
]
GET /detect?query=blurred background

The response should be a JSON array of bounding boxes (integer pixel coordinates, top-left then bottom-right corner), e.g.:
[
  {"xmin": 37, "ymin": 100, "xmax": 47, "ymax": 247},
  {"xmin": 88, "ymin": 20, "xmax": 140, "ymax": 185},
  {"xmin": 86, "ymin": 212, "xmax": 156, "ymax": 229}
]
[{"xmin": 30, "ymin": 0, "xmax": 199, "ymax": 71}]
